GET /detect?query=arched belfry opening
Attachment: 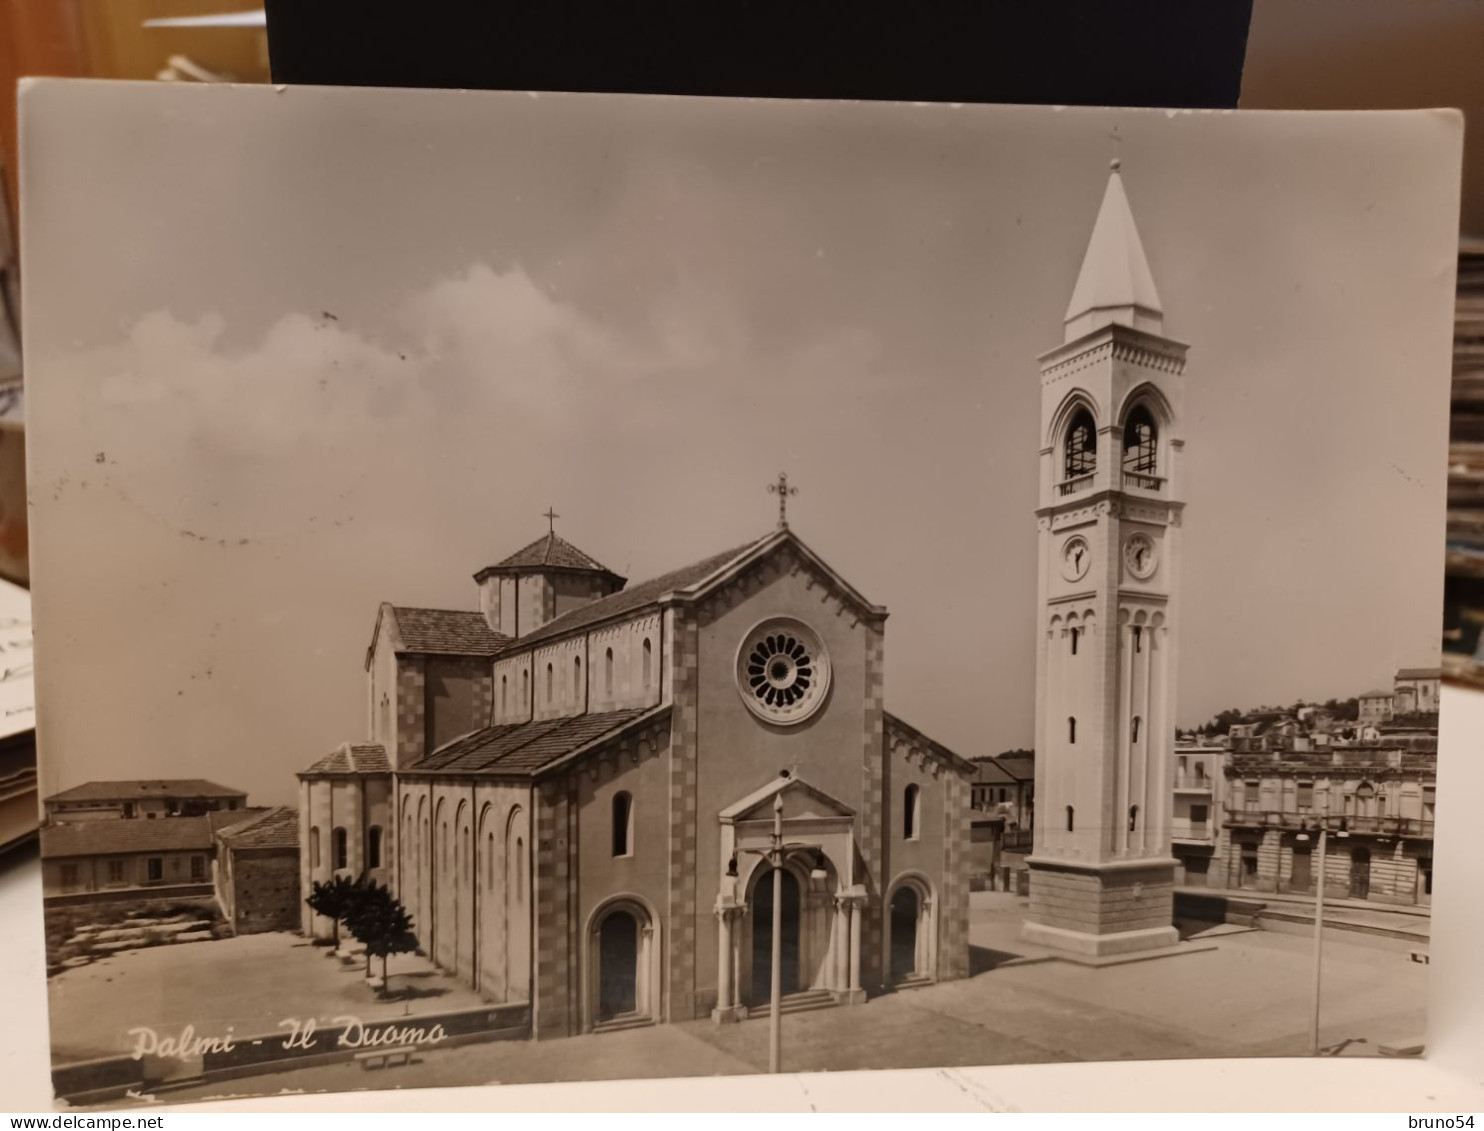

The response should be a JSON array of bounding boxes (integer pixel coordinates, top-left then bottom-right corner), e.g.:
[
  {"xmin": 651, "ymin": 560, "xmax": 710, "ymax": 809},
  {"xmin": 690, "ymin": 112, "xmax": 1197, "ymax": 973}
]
[
  {"xmin": 1122, "ymin": 403, "xmax": 1158, "ymax": 477},
  {"xmin": 1064, "ymin": 408, "xmax": 1098, "ymax": 480}
]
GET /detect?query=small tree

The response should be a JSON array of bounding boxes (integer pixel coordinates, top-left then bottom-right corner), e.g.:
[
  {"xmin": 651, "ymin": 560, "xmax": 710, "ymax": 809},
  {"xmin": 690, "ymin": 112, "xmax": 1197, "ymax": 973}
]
[
  {"xmin": 304, "ymin": 873, "xmax": 364, "ymax": 946},
  {"xmin": 344, "ymin": 881, "xmax": 419, "ymax": 995}
]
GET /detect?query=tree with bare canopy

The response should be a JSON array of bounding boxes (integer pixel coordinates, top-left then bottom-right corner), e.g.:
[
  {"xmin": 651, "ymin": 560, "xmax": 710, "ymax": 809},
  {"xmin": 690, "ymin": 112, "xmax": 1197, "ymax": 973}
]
[{"xmin": 343, "ymin": 880, "xmax": 420, "ymax": 996}]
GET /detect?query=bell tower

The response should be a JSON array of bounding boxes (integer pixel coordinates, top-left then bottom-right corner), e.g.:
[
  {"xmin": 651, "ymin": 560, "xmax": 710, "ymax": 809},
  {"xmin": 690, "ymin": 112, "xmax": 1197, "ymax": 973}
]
[{"xmin": 1023, "ymin": 160, "xmax": 1187, "ymax": 957}]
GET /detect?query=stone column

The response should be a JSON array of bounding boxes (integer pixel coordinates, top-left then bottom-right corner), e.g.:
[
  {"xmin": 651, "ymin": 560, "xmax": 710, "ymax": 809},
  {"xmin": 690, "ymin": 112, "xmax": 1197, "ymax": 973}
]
[
  {"xmin": 715, "ymin": 905, "xmax": 733, "ymax": 1011},
  {"xmin": 711, "ymin": 902, "xmax": 744, "ymax": 1024},
  {"xmin": 848, "ymin": 897, "xmax": 863, "ymax": 999}
]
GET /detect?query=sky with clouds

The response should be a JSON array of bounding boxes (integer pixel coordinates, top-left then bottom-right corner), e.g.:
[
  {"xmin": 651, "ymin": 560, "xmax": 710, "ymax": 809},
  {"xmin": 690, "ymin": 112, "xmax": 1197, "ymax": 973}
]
[{"xmin": 21, "ymin": 83, "xmax": 1460, "ymax": 806}]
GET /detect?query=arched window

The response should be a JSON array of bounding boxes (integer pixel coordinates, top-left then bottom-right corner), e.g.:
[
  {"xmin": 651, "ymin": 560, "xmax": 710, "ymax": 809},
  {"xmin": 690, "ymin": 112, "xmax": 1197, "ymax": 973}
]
[
  {"xmin": 546, "ymin": 662, "xmax": 554, "ymax": 702},
  {"xmin": 1064, "ymin": 408, "xmax": 1097, "ymax": 479},
  {"xmin": 367, "ymin": 825, "xmax": 382, "ymax": 869},
  {"xmin": 309, "ymin": 826, "xmax": 321, "ymax": 869},
  {"xmin": 1128, "ymin": 805, "xmax": 1139, "ymax": 833},
  {"xmin": 441, "ymin": 821, "xmax": 449, "ymax": 871},
  {"xmin": 642, "ymin": 638, "xmax": 653, "ymax": 688},
  {"xmin": 501, "ymin": 674, "xmax": 507, "ymax": 715},
  {"xmin": 574, "ymin": 655, "xmax": 582, "ymax": 698},
  {"xmin": 1122, "ymin": 404, "xmax": 1158, "ymax": 475},
  {"xmin": 461, "ymin": 824, "xmax": 470, "ymax": 882},
  {"xmin": 904, "ymin": 784, "xmax": 920, "ymax": 840},
  {"xmin": 332, "ymin": 827, "xmax": 348, "ymax": 870},
  {"xmin": 1068, "ymin": 716, "xmax": 1077, "ymax": 744},
  {"xmin": 1131, "ymin": 716, "xmax": 1142, "ymax": 744},
  {"xmin": 605, "ymin": 647, "xmax": 614, "ymax": 695},
  {"xmin": 516, "ymin": 837, "xmax": 525, "ymax": 902},
  {"xmin": 612, "ymin": 792, "xmax": 633, "ymax": 857},
  {"xmin": 1066, "ymin": 805, "xmax": 1075, "ymax": 832},
  {"xmin": 486, "ymin": 831, "xmax": 495, "ymax": 890},
  {"xmin": 1132, "ymin": 625, "xmax": 1143, "ymax": 653},
  {"xmin": 1070, "ymin": 627, "xmax": 1080, "ymax": 656}
]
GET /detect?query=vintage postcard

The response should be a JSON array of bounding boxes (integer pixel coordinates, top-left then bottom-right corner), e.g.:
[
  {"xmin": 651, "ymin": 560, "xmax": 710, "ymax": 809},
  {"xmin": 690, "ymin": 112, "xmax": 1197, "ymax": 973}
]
[{"xmin": 19, "ymin": 81, "xmax": 1461, "ymax": 1107}]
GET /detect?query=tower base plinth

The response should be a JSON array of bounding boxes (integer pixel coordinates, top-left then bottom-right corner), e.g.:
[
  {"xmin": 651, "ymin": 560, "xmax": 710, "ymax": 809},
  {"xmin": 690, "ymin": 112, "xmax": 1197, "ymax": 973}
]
[{"xmin": 1023, "ymin": 856, "xmax": 1179, "ymax": 958}]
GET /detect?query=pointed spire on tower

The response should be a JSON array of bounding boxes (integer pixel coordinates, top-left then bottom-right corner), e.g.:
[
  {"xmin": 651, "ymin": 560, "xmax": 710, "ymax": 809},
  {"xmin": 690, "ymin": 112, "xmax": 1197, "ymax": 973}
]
[{"xmin": 1062, "ymin": 159, "xmax": 1163, "ymax": 342}]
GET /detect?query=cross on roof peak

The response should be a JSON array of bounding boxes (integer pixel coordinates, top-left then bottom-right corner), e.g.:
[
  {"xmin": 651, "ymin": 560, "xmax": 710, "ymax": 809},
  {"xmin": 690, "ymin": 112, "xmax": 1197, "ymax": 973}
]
[
  {"xmin": 768, "ymin": 472, "xmax": 798, "ymax": 529},
  {"xmin": 542, "ymin": 507, "xmax": 560, "ymax": 535}
]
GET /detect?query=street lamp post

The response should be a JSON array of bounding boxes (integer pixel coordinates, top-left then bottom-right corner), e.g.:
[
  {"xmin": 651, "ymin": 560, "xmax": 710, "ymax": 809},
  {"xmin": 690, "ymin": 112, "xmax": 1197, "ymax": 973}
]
[
  {"xmin": 1299, "ymin": 821, "xmax": 1349, "ymax": 1055},
  {"xmin": 768, "ymin": 793, "xmax": 783, "ymax": 1074},
  {"xmin": 733, "ymin": 783, "xmax": 829, "ymax": 1076}
]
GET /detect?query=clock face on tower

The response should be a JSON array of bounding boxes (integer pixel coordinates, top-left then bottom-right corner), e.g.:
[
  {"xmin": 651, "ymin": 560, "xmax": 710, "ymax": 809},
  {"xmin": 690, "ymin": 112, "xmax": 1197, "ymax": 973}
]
[
  {"xmin": 1124, "ymin": 532, "xmax": 1157, "ymax": 580},
  {"xmin": 1060, "ymin": 536, "xmax": 1091, "ymax": 583}
]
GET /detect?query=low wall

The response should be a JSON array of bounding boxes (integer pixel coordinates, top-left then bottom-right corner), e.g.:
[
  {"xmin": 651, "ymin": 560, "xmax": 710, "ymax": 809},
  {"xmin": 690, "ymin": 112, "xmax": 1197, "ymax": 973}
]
[
  {"xmin": 53, "ymin": 1001, "xmax": 532, "ymax": 1106},
  {"xmin": 44, "ymin": 884, "xmax": 215, "ymax": 910}
]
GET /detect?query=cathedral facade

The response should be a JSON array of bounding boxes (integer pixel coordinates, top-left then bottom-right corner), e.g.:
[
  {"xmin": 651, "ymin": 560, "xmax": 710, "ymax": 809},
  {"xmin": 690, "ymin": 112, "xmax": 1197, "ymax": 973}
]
[{"xmin": 299, "ymin": 522, "xmax": 974, "ymax": 1038}]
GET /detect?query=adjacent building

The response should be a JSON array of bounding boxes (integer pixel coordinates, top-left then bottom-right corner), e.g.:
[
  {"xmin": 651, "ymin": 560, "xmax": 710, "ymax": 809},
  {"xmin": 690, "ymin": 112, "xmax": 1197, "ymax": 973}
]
[
  {"xmin": 1220, "ymin": 725, "xmax": 1435, "ymax": 905},
  {"xmin": 1171, "ymin": 742, "xmax": 1226, "ymax": 887},
  {"xmin": 40, "ymin": 809, "xmax": 256, "ymax": 901},
  {"xmin": 44, "ymin": 779, "xmax": 247, "ymax": 824},
  {"xmin": 213, "ymin": 807, "xmax": 301, "ymax": 935}
]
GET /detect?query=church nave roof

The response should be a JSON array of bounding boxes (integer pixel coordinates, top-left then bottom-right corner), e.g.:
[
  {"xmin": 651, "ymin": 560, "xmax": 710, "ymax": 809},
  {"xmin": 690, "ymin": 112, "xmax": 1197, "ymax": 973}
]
[
  {"xmin": 515, "ymin": 538, "xmax": 763, "ymax": 648},
  {"xmin": 405, "ymin": 705, "xmax": 667, "ymax": 778}
]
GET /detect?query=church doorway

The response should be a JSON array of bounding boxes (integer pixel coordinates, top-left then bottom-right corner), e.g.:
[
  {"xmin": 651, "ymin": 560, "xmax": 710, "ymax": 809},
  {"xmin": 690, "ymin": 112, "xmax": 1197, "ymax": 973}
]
[
  {"xmin": 749, "ymin": 867, "xmax": 801, "ymax": 1004},
  {"xmin": 585, "ymin": 896, "xmax": 658, "ymax": 1031},
  {"xmin": 598, "ymin": 911, "xmax": 638, "ymax": 1020},
  {"xmin": 890, "ymin": 886, "xmax": 919, "ymax": 982}
]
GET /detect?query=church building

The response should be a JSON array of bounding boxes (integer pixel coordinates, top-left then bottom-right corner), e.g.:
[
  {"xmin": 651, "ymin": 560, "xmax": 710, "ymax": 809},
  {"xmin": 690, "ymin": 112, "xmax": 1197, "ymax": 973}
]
[
  {"xmin": 299, "ymin": 503, "xmax": 975, "ymax": 1038},
  {"xmin": 1024, "ymin": 160, "xmax": 1187, "ymax": 957}
]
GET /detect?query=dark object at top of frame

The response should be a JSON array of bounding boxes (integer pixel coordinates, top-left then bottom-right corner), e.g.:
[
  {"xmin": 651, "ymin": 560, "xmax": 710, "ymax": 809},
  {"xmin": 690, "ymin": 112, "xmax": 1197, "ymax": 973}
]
[{"xmin": 265, "ymin": 0, "xmax": 1253, "ymax": 111}]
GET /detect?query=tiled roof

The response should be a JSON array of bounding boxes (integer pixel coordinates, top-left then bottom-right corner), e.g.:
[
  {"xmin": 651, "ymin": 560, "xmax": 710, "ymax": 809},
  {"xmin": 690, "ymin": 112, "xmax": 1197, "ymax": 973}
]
[
  {"xmin": 209, "ymin": 807, "xmax": 270, "ymax": 833},
  {"xmin": 46, "ymin": 779, "xmax": 246, "ymax": 804},
  {"xmin": 406, "ymin": 706, "xmax": 666, "ymax": 777},
  {"xmin": 1359, "ymin": 689, "xmax": 1393, "ymax": 699},
  {"xmin": 1395, "ymin": 667, "xmax": 1442, "ymax": 680},
  {"xmin": 389, "ymin": 607, "xmax": 511, "ymax": 657},
  {"xmin": 216, "ymin": 806, "xmax": 299, "ymax": 850},
  {"xmin": 992, "ymin": 753, "xmax": 1035, "ymax": 782},
  {"xmin": 970, "ymin": 759, "xmax": 1017, "ymax": 786},
  {"xmin": 481, "ymin": 533, "xmax": 622, "ymax": 578},
  {"xmin": 42, "ymin": 815, "xmax": 218, "ymax": 859},
  {"xmin": 302, "ymin": 743, "xmax": 391, "ymax": 776},
  {"xmin": 517, "ymin": 539, "xmax": 762, "ymax": 648}
]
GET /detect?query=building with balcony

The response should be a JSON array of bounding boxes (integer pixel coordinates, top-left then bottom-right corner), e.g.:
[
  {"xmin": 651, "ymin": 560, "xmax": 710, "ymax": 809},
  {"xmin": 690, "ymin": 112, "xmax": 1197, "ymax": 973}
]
[
  {"xmin": 1171, "ymin": 743, "xmax": 1226, "ymax": 887},
  {"xmin": 1220, "ymin": 731, "xmax": 1435, "ymax": 906}
]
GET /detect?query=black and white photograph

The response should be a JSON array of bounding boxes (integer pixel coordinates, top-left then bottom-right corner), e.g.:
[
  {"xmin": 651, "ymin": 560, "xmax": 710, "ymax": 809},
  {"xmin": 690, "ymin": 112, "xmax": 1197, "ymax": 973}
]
[{"xmin": 18, "ymin": 81, "xmax": 1461, "ymax": 1108}]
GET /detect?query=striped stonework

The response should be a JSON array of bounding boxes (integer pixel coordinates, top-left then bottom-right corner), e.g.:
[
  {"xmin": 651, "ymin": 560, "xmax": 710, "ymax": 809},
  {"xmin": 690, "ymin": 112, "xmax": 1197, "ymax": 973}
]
[
  {"xmin": 939, "ymin": 771, "xmax": 971, "ymax": 979},
  {"xmin": 859, "ymin": 620, "xmax": 886, "ymax": 990},
  {"xmin": 395, "ymin": 656, "xmax": 426, "ymax": 770},
  {"xmin": 667, "ymin": 612, "xmax": 701, "ymax": 1020},
  {"xmin": 533, "ymin": 778, "xmax": 572, "ymax": 1039}
]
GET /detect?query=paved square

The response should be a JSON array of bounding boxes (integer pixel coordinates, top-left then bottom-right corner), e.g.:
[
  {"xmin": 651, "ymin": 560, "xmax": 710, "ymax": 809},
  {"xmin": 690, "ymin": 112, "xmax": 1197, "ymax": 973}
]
[{"xmin": 139, "ymin": 895, "xmax": 1426, "ymax": 1105}]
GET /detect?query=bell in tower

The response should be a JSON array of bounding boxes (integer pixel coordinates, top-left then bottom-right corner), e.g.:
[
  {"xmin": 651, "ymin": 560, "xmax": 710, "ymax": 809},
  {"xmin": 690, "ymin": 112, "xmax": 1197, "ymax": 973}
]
[{"xmin": 1023, "ymin": 160, "xmax": 1187, "ymax": 958}]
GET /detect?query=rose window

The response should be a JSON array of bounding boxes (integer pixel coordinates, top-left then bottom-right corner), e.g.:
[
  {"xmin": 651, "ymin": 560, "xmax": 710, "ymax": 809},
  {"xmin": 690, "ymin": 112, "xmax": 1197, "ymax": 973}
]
[{"xmin": 736, "ymin": 618, "xmax": 830, "ymax": 725}]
